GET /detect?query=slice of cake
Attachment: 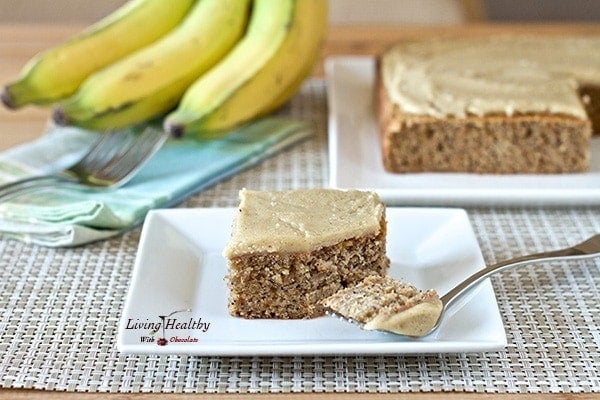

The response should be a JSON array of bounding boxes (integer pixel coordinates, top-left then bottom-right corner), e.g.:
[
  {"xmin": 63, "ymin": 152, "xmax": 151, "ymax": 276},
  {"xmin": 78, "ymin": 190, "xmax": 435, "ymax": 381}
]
[
  {"xmin": 321, "ymin": 275, "xmax": 443, "ymax": 337},
  {"xmin": 378, "ymin": 35, "xmax": 600, "ymax": 174},
  {"xmin": 223, "ymin": 188, "xmax": 389, "ymax": 319}
]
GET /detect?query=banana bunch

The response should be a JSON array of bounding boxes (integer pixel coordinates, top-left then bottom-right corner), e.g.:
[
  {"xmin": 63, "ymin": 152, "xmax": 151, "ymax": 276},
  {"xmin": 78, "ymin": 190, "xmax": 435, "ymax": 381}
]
[
  {"xmin": 2, "ymin": 0, "xmax": 197, "ymax": 108},
  {"xmin": 2, "ymin": 0, "xmax": 328, "ymax": 139}
]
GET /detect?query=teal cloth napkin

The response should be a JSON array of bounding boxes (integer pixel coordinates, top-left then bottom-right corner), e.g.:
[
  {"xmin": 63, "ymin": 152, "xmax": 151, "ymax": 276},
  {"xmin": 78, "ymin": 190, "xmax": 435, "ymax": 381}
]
[{"xmin": 0, "ymin": 117, "xmax": 311, "ymax": 247}]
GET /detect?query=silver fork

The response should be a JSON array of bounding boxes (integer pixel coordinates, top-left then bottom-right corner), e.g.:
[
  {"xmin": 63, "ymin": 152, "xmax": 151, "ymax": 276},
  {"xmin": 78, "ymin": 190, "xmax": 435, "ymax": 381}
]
[
  {"xmin": 0, "ymin": 128, "xmax": 167, "ymax": 201},
  {"xmin": 326, "ymin": 234, "xmax": 600, "ymax": 338}
]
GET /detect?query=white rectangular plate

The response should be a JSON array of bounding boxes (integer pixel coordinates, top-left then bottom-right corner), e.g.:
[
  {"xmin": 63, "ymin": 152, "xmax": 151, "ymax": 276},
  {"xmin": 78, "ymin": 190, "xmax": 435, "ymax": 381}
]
[
  {"xmin": 118, "ymin": 207, "xmax": 506, "ymax": 356},
  {"xmin": 326, "ymin": 56, "xmax": 600, "ymax": 206}
]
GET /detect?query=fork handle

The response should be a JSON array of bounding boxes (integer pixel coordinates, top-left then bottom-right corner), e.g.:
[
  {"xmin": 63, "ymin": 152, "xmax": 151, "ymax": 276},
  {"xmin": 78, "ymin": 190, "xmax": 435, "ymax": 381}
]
[
  {"xmin": 0, "ymin": 174, "xmax": 76, "ymax": 202},
  {"xmin": 440, "ymin": 236, "xmax": 600, "ymax": 309}
]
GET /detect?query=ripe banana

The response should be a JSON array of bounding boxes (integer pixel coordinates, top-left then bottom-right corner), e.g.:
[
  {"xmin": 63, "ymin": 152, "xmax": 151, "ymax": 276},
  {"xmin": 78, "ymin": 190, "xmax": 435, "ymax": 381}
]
[
  {"xmin": 53, "ymin": 0, "xmax": 250, "ymax": 130},
  {"xmin": 1, "ymin": 0, "xmax": 196, "ymax": 109},
  {"xmin": 260, "ymin": 1, "xmax": 328, "ymax": 115},
  {"xmin": 165, "ymin": 0, "xmax": 327, "ymax": 138}
]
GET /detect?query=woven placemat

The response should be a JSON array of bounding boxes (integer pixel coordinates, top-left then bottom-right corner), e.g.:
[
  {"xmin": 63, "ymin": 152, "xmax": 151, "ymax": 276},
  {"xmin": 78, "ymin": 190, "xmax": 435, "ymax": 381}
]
[{"xmin": 0, "ymin": 80, "xmax": 599, "ymax": 394}]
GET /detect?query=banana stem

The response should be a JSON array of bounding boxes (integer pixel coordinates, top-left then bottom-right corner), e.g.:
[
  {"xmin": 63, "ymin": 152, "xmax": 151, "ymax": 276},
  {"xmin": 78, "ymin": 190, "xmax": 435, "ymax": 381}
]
[
  {"xmin": 52, "ymin": 107, "xmax": 69, "ymax": 126},
  {"xmin": 1, "ymin": 81, "xmax": 36, "ymax": 109},
  {"xmin": 1, "ymin": 87, "xmax": 15, "ymax": 109},
  {"xmin": 165, "ymin": 122, "xmax": 185, "ymax": 138}
]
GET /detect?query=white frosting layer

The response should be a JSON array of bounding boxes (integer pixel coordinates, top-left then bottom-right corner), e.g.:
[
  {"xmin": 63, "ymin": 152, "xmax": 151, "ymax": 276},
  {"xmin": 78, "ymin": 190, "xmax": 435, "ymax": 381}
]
[{"xmin": 382, "ymin": 36, "xmax": 600, "ymax": 119}]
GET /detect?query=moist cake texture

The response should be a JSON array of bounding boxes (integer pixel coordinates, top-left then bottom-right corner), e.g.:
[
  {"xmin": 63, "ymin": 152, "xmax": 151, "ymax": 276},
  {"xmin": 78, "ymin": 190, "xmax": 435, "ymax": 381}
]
[
  {"xmin": 378, "ymin": 35, "xmax": 600, "ymax": 174},
  {"xmin": 223, "ymin": 188, "xmax": 390, "ymax": 319},
  {"xmin": 321, "ymin": 275, "xmax": 443, "ymax": 337}
]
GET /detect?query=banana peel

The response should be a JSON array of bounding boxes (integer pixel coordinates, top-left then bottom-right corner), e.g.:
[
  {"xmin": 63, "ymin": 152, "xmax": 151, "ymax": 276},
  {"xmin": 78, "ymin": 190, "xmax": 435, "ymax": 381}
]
[
  {"xmin": 2, "ymin": 0, "xmax": 196, "ymax": 108},
  {"xmin": 53, "ymin": 0, "xmax": 250, "ymax": 130},
  {"xmin": 165, "ymin": 0, "xmax": 328, "ymax": 139}
]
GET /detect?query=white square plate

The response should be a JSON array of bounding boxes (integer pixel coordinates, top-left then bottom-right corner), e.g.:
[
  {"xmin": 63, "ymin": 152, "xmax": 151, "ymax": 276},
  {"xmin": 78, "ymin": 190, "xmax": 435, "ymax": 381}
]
[
  {"xmin": 326, "ymin": 56, "xmax": 600, "ymax": 206},
  {"xmin": 118, "ymin": 207, "xmax": 506, "ymax": 355}
]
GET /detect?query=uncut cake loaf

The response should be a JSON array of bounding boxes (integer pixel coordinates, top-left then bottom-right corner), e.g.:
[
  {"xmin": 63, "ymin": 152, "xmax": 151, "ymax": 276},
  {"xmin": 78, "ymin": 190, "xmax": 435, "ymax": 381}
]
[
  {"xmin": 378, "ymin": 35, "xmax": 600, "ymax": 174},
  {"xmin": 223, "ymin": 188, "xmax": 389, "ymax": 319},
  {"xmin": 321, "ymin": 275, "xmax": 443, "ymax": 337}
]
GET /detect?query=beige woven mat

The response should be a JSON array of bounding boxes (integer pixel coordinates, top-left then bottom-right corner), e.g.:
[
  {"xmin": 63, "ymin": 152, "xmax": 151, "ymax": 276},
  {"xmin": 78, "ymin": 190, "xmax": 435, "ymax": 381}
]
[{"xmin": 0, "ymin": 80, "xmax": 598, "ymax": 394}]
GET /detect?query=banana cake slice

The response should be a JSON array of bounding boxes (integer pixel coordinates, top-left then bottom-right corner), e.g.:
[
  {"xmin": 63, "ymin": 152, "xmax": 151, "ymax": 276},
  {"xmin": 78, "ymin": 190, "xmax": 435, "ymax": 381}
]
[
  {"xmin": 223, "ymin": 188, "xmax": 389, "ymax": 319},
  {"xmin": 321, "ymin": 275, "xmax": 443, "ymax": 337}
]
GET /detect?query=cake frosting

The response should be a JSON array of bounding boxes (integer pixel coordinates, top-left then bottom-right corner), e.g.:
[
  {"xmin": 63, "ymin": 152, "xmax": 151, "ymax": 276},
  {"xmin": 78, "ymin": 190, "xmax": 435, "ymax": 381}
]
[
  {"xmin": 321, "ymin": 275, "xmax": 443, "ymax": 337},
  {"xmin": 363, "ymin": 297, "xmax": 443, "ymax": 337},
  {"xmin": 381, "ymin": 36, "xmax": 600, "ymax": 119},
  {"xmin": 223, "ymin": 188, "xmax": 385, "ymax": 256}
]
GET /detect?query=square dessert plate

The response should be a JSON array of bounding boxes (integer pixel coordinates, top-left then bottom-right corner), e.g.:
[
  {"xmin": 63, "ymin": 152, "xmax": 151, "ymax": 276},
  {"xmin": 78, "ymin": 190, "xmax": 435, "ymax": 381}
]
[
  {"xmin": 117, "ymin": 207, "xmax": 506, "ymax": 355},
  {"xmin": 326, "ymin": 56, "xmax": 600, "ymax": 206}
]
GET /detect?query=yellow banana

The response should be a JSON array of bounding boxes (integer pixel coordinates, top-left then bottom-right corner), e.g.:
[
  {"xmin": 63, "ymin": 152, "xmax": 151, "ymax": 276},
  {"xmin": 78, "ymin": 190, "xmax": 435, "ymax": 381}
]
[
  {"xmin": 261, "ymin": 1, "xmax": 328, "ymax": 115},
  {"xmin": 1, "ymin": 0, "xmax": 196, "ymax": 109},
  {"xmin": 164, "ymin": 0, "xmax": 309, "ymax": 138},
  {"xmin": 53, "ymin": 0, "xmax": 250, "ymax": 130}
]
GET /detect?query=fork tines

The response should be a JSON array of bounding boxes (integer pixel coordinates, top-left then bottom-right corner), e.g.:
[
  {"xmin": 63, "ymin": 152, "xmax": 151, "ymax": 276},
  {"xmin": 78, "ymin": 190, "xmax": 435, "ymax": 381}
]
[{"xmin": 87, "ymin": 128, "xmax": 167, "ymax": 186}]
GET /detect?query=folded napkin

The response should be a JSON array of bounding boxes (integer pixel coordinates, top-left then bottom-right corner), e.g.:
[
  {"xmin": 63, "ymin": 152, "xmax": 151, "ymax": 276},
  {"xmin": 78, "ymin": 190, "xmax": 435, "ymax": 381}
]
[{"xmin": 0, "ymin": 117, "xmax": 311, "ymax": 247}]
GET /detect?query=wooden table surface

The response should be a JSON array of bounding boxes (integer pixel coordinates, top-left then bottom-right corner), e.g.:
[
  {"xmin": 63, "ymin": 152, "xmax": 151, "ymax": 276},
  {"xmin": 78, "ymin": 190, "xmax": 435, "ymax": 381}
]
[{"xmin": 0, "ymin": 22, "xmax": 599, "ymax": 400}]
